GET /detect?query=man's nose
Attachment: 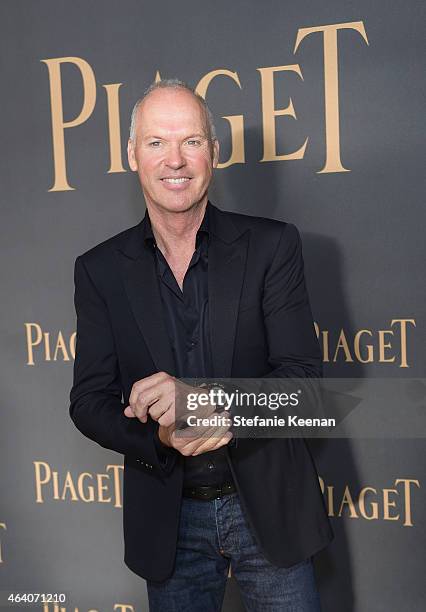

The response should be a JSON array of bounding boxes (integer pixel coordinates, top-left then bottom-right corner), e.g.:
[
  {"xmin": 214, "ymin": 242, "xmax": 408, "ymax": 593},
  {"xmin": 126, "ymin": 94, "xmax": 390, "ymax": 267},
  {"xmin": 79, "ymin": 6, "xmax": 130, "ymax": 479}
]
[{"xmin": 165, "ymin": 144, "xmax": 185, "ymax": 169}]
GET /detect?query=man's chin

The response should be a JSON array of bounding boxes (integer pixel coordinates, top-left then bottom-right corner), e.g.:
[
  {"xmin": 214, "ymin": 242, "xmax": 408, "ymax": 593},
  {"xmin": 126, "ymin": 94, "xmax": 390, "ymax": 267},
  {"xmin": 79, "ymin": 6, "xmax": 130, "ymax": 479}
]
[{"xmin": 146, "ymin": 194, "xmax": 208, "ymax": 215}]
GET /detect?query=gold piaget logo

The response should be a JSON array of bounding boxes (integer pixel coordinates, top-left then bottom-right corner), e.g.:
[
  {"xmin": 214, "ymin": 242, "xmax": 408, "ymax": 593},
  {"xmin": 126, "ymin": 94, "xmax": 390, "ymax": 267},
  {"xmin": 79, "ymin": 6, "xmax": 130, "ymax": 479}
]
[
  {"xmin": 41, "ymin": 21, "xmax": 368, "ymax": 191},
  {"xmin": 24, "ymin": 319, "xmax": 416, "ymax": 366},
  {"xmin": 319, "ymin": 477, "xmax": 420, "ymax": 526},
  {"xmin": 314, "ymin": 319, "xmax": 416, "ymax": 367},
  {"xmin": 33, "ymin": 462, "xmax": 123, "ymax": 508},
  {"xmin": 32, "ymin": 462, "xmax": 420, "ymax": 527},
  {"xmin": 25, "ymin": 324, "xmax": 76, "ymax": 365}
]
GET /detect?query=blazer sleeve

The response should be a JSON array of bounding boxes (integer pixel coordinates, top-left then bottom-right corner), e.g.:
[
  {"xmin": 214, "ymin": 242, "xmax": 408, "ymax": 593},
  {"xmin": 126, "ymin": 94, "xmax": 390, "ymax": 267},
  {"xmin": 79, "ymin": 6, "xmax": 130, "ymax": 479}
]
[
  {"xmin": 69, "ymin": 255, "xmax": 176, "ymax": 474},
  {"xmin": 262, "ymin": 223, "xmax": 322, "ymax": 379}
]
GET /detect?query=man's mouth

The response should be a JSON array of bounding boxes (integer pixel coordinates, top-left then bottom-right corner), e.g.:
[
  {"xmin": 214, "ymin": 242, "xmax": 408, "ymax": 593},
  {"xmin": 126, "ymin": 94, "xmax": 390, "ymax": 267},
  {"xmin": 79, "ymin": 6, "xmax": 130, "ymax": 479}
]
[{"xmin": 161, "ymin": 177, "xmax": 191, "ymax": 184}]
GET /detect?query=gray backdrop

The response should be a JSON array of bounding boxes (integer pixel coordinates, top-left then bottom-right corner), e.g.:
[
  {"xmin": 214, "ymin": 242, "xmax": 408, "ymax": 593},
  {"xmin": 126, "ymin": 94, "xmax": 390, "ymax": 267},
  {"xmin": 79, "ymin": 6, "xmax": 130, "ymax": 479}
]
[{"xmin": 1, "ymin": 1, "xmax": 425, "ymax": 611}]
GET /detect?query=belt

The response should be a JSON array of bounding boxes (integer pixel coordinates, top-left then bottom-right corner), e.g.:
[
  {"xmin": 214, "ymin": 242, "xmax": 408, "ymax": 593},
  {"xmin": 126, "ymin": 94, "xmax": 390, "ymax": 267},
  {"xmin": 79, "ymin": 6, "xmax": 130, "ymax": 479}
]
[{"xmin": 182, "ymin": 482, "xmax": 237, "ymax": 501}]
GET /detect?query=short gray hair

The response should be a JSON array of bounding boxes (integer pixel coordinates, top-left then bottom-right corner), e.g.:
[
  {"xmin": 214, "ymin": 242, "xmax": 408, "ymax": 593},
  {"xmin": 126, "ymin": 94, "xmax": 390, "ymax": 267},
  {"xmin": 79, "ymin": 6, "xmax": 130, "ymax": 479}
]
[{"xmin": 129, "ymin": 78, "xmax": 217, "ymax": 147}]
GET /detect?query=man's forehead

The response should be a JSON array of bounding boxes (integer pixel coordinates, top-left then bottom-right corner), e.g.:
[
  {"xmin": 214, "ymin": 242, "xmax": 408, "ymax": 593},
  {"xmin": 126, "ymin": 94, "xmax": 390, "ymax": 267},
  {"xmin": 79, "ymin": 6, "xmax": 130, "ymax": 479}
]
[{"xmin": 136, "ymin": 89, "xmax": 207, "ymax": 133}]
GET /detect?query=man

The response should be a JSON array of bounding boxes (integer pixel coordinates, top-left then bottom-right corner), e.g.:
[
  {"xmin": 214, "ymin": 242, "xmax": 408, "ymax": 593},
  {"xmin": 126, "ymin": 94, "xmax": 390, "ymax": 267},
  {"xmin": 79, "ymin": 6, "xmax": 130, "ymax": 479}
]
[{"xmin": 70, "ymin": 79, "xmax": 333, "ymax": 611}]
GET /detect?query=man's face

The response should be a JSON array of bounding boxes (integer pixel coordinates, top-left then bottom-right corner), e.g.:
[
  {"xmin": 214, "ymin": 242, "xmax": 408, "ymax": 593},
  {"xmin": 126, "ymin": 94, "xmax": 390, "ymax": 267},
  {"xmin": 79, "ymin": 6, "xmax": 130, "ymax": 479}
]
[{"xmin": 128, "ymin": 88, "xmax": 219, "ymax": 214}]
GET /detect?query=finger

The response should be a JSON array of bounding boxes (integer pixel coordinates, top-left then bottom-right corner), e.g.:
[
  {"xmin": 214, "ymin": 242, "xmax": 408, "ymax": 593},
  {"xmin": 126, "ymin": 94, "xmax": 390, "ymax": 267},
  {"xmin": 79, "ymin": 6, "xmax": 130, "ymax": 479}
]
[
  {"xmin": 207, "ymin": 431, "xmax": 234, "ymax": 452},
  {"xmin": 132, "ymin": 381, "xmax": 168, "ymax": 421},
  {"xmin": 128, "ymin": 372, "xmax": 173, "ymax": 412},
  {"xmin": 129, "ymin": 384, "xmax": 156, "ymax": 421},
  {"xmin": 139, "ymin": 378, "xmax": 176, "ymax": 419},
  {"xmin": 175, "ymin": 412, "xmax": 231, "ymax": 442},
  {"xmin": 191, "ymin": 429, "xmax": 233, "ymax": 456},
  {"xmin": 149, "ymin": 395, "xmax": 174, "ymax": 423},
  {"xmin": 175, "ymin": 422, "xmax": 231, "ymax": 456},
  {"xmin": 134, "ymin": 390, "xmax": 159, "ymax": 422},
  {"xmin": 123, "ymin": 404, "xmax": 150, "ymax": 425},
  {"xmin": 129, "ymin": 380, "xmax": 148, "ymax": 408},
  {"xmin": 170, "ymin": 424, "xmax": 218, "ymax": 455},
  {"xmin": 152, "ymin": 379, "xmax": 188, "ymax": 426},
  {"xmin": 157, "ymin": 401, "xmax": 176, "ymax": 427},
  {"xmin": 192, "ymin": 433, "xmax": 233, "ymax": 456},
  {"xmin": 132, "ymin": 395, "xmax": 149, "ymax": 422},
  {"xmin": 124, "ymin": 406, "xmax": 137, "ymax": 418}
]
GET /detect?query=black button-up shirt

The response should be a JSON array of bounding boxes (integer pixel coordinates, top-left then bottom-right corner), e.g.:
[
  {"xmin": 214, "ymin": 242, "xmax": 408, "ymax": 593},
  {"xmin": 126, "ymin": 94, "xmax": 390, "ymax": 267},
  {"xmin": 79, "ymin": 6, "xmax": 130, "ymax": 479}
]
[{"xmin": 143, "ymin": 204, "xmax": 234, "ymax": 487}]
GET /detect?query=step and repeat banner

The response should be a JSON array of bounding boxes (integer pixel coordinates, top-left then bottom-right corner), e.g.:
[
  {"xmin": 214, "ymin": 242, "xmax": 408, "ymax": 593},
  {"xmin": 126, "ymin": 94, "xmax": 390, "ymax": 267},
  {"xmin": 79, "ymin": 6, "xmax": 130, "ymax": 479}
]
[{"xmin": 1, "ymin": 1, "xmax": 424, "ymax": 611}]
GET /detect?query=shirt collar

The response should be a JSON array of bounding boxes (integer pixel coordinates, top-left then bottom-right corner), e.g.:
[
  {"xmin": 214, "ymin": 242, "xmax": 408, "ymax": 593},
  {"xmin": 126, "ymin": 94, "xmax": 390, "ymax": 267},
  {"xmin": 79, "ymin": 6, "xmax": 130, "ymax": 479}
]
[{"xmin": 143, "ymin": 202, "xmax": 210, "ymax": 252}]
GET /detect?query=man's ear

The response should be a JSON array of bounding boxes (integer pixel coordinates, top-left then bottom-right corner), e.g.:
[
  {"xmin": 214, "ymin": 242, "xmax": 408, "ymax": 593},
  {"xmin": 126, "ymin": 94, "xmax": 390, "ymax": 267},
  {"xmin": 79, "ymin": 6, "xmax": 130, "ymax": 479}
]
[
  {"xmin": 212, "ymin": 139, "xmax": 220, "ymax": 168},
  {"xmin": 127, "ymin": 139, "xmax": 137, "ymax": 171}
]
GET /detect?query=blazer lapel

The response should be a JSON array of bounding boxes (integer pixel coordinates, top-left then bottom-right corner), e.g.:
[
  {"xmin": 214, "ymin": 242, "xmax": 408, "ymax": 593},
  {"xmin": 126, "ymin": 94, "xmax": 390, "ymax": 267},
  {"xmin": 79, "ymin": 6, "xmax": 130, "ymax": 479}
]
[
  {"xmin": 115, "ymin": 223, "xmax": 176, "ymax": 375},
  {"xmin": 208, "ymin": 204, "xmax": 250, "ymax": 378}
]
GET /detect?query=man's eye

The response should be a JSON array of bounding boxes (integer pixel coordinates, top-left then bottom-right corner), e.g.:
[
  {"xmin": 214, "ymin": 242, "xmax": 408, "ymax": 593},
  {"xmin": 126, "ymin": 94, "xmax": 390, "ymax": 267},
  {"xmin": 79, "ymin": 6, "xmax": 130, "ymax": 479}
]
[
  {"xmin": 186, "ymin": 139, "xmax": 201, "ymax": 146},
  {"xmin": 149, "ymin": 141, "xmax": 161, "ymax": 147}
]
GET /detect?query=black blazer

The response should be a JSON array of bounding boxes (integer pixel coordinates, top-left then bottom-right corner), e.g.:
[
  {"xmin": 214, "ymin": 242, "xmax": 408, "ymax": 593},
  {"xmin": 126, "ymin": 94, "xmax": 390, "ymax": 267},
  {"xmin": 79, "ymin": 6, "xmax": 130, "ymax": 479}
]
[{"xmin": 69, "ymin": 202, "xmax": 333, "ymax": 582}]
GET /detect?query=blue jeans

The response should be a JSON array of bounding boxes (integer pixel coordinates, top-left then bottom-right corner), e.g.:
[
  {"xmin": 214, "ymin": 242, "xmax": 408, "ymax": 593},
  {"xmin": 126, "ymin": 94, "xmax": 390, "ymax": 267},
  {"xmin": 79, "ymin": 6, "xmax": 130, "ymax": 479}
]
[{"xmin": 146, "ymin": 492, "xmax": 321, "ymax": 611}]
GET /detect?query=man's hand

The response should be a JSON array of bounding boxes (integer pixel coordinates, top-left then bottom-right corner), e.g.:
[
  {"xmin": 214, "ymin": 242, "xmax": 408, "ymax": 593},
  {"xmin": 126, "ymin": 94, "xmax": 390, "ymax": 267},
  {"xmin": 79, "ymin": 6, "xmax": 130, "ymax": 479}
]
[
  {"xmin": 124, "ymin": 371, "xmax": 177, "ymax": 426},
  {"xmin": 123, "ymin": 371, "xmax": 233, "ymax": 456},
  {"xmin": 158, "ymin": 420, "xmax": 233, "ymax": 457}
]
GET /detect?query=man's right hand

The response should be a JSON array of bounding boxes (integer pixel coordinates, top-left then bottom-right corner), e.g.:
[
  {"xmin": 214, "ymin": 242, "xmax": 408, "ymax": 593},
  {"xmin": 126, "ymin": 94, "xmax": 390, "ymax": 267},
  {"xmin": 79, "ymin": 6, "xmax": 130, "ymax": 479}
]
[{"xmin": 158, "ymin": 418, "xmax": 233, "ymax": 457}]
